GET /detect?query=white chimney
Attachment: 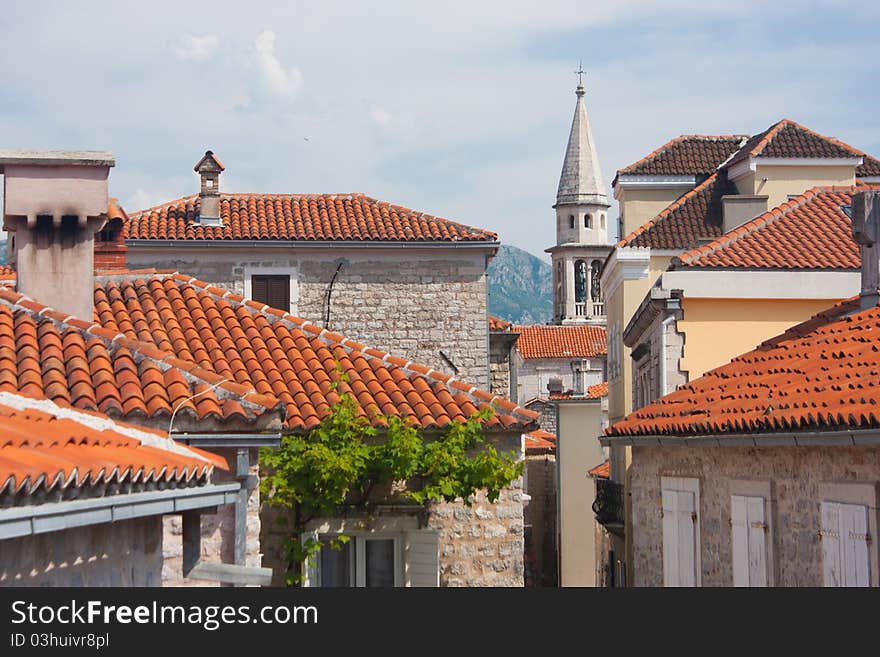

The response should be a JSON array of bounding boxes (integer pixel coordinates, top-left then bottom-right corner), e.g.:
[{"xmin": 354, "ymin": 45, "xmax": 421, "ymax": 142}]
[
  {"xmin": 0, "ymin": 150, "xmax": 114, "ymax": 320},
  {"xmin": 851, "ymin": 190, "xmax": 880, "ymax": 310}
]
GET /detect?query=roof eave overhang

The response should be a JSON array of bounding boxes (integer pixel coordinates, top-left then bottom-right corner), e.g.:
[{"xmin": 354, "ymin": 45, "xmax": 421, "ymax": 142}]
[
  {"xmin": 0, "ymin": 482, "xmax": 240, "ymax": 540},
  {"xmin": 613, "ymin": 174, "xmax": 698, "ymax": 191},
  {"xmin": 172, "ymin": 432, "xmax": 282, "ymax": 448},
  {"xmin": 623, "ymin": 287, "xmax": 681, "ymax": 347},
  {"xmin": 125, "ymin": 239, "xmax": 500, "ymax": 251},
  {"xmin": 660, "ymin": 268, "xmax": 861, "ymax": 300},
  {"xmin": 599, "ymin": 428, "xmax": 880, "ymax": 448},
  {"xmin": 727, "ymin": 156, "xmax": 863, "ymax": 182}
]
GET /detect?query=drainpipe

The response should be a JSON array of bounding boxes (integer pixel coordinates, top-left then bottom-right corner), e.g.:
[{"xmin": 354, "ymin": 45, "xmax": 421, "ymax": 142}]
[{"xmin": 659, "ymin": 315, "xmax": 676, "ymax": 397}]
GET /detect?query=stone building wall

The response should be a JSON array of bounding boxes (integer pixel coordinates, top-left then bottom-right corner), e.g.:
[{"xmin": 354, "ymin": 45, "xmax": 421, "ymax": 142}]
[
  {"xmin": 629, "ymin": 444, "xmax": 880, "ymax": 587},
  {"xmin": 488, "ymin": 333, "xmax": 517, "ymax": 399},
  {"xmin": 260, "ymin": 432, "xmax": 525, "ymax": 587},
  {"xmin": 525, "ymin": 399, "xmax": 557, "ymax": 436},
  {"xmin": 515, "ymin": 355, "xmax": 604, "ymax": 405},
  {"xmin": 524, "ymin": 453, "xmax": 557, "ymax": 586},
  {"xmin": 630, "ymin": 308, "xmax": 686, "ymax": 410},
  {"xmin": 162, "ymin": 448, "xmax": 261, "ymax": 587},
  {"xmin": 0, "ymin": 517, "xmax": 162, "ymax": 586},
  {"xmin": 126, "ymin": 246, "xmax": 492, "ymax": 387}
]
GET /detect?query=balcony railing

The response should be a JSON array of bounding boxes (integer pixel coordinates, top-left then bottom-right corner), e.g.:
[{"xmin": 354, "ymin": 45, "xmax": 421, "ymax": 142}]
[
  {"xmin": 591, "ymin": 301, "xmax": 605, "ymax": 316},
  {"xmin": 574, "ymin": 302, "xmax": 587, "ymax": 317},
  {"xmin": 593, "ymin": 479, "xmax": 625, "ymax": 529},
  {"xmin": 573, "ymin": 301, "xmax": 605, "ymax": 318}
]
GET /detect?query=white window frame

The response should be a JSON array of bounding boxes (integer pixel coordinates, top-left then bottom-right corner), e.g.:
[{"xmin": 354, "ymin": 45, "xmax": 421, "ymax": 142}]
[
  {"xmin": 301, "ymin": 516, "xmax": 439, "ymax": 588},
  {"xmin": 730, "ymin": 479, "xmax": 774, "ymax": 587},
  {"xmin": 243, "ymin": 265, "xmax": 299, "ymax": 315},
  {"xmin": 661, "ymin": 476, "xmax": 701, "ymax": 587},
  {"xmin": 818, "ymin": 482, "xmax": 879, "ymax": 587}
]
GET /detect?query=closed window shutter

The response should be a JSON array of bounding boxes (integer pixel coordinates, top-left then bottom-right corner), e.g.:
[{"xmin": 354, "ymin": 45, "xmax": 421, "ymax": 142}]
[
  {"xmin": 662, "ymin": 489, "xmax": 696, "ymax": 587},
  {"xmin": 404, "ymin": 530, "xmax": 439, "ymax": 587},
  {"xmin": 251, "ymin": 275, "xmax": 290, "ymax": 311},
  {"xmin": 732, "ymin": 495, "xmax": 768, "ymax": 587},
  {"xmin": 842, "ymin": 504, "xmax": 870, "ymax": 587},
  {"xmin": 821, "ymin": 502, "xmax": 842, "ymax": 587},
  {"xmin": 300, "ymin": 530, "xmax": 320, "ymax": 588}
]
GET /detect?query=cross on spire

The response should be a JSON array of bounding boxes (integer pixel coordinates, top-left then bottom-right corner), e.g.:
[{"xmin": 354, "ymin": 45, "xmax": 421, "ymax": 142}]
[{"xmin": 574, "ymin": 61, "xmax": 586, "ymax": 86}]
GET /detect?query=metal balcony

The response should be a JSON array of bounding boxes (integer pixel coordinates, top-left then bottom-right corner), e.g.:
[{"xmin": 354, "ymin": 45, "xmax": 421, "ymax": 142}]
[{"xmin": 593, "ymin": 479, "xmax": 625, "ymax": 534}]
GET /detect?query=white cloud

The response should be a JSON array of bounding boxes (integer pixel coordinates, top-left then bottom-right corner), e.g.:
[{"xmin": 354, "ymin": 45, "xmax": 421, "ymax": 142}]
[
  {"xmin": 173, "ymin": 33, "xmax": 220, "ymax": 62},
  {"xmin": 124, "ymin": 188, "xmax": 169, "ymax": 213},
  {"xmin": 370, "ymin": 106, "xmax": 393, "ymax": 129},
  {"xmin": 251, "ymin": 30, "xmax": 303, "ymax": 102}
]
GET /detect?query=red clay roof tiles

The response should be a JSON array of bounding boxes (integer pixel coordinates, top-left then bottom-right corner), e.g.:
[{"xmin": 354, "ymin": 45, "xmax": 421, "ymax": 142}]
[
  {"xmin": 489, "ymin": 316, "xmax": 513, "ymax": 332},
  {"xmin": 615, "ymin": 135, "xmax": 747, "ymax": 182},
  {"xmin": 674, "ymin": 185, "xmax": 870, "ymax": 269},
  {"xmin": 0, "ymin": 392, "xmax": 224, "ymax": 499},
  {"xmin": 726, "ymin": 119, "xmax": 880, "ymax": 177},
  {"xmin": 524, "ymin": 429, "xmax": 556, "ymax": 454},
  {"xmin": 0, "ymin": 282, "xmax": 282, "ymax": 427},
  {"xmin": 513, "ymin": 324, "xmax": 607, "ymax": 359},
  {"xmin": 606, "ymin": 297, "xmax": 880, "ymax": 437},
  {"xmin": 125, "ymin": 194, "xmax": 498, "ymax": 243},
  {"xmin": 91, "ymin": 272, "xmax": 538, "ymax": 433},
  {"xmin": 588, "ymin": 460, "xmax": 610, "ymax": 478}
]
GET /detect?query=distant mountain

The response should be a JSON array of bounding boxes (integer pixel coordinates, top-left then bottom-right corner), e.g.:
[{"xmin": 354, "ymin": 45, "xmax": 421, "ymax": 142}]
[
  {"xmin": 488, "ymin": 244, "xmax": 552, "ymax": 325},
  {"xmin": 0, "ymin": 240, "xmax": 6, "ymax": 266}
]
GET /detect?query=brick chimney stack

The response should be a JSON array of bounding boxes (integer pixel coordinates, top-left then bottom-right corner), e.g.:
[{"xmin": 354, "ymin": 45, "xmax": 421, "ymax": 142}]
[
  {"xmin": 194, "ymin": 150, "xmax": 224, "ymax": 226},
  {"xmin": 0, "ymin": 150, "xmax": 114, "ymax": 320},
  {"xmin": 851, "ymin": 191, "xmax": 880, "ymax": 310}
]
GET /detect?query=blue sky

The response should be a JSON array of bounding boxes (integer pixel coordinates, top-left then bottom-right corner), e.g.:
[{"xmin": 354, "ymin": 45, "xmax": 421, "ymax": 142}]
[{"xmin": 1, "ymin": 1, "xmax": 878, "ymax": 259}]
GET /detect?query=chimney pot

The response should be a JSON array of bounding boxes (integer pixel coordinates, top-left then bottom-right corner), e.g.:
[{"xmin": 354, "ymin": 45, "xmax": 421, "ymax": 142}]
[{"xmin": 194, "ymin": 150, "xmax": 224, "ymax": 226}]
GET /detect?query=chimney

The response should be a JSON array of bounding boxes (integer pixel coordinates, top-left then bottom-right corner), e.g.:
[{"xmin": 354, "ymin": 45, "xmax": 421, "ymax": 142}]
[
  {"xmin": 722, "ymin": 194, "xmax": 768, "ymax": 233},
  {"xmin": 851, "ymin": 191, "xmax": 880, "ymax": 309},
  {"xmin": 94, "ymin": 199, "xmax": 128, "ymax": 271},
  {"xmin": 194, "ymin": 150, "xmax": 224, "ymax": 226},
  {"xmin": 0, "ymin": 150, "xmax": 114, "ymax": 320},
  {"xmin": 547, "ymin": 377, "xmax": 564, "ymax": 397}
]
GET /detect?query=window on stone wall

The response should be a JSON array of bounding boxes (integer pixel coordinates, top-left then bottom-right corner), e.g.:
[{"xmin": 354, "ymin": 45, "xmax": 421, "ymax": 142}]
[
  {"xmin": 584, "ymin": 214, "xmax": 592, "ymax": 229},
  {"xmin": 569, "ymin": 215, "xmax": 575, "ymax": 229},
  {"xmin": 251, "ymin": 274, "xmax": 290, "ymax": 311}
]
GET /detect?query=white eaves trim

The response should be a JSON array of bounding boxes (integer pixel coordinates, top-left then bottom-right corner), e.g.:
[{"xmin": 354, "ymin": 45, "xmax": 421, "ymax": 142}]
[
  {"xmin": 860, "ymin": 176, "xmax": 880, "ymax": 184},
  {"xmin": 601, "ymin": 246, "xmax": 651, "ymax": 299},
  {"xmin": 661, "ymin": 269, "xmax": 860, "ymax": 300},
  {"xmin": 727, "ymin": 156, "xmax": 863, "ymax": 182},
  {"xmin": 600, "ymin": 429, "xmax": 880, "ymax": 449}
]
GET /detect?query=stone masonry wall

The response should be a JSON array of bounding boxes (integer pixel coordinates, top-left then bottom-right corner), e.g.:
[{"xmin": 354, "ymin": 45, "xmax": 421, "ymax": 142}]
[
  {"xmin": 525, "ymin": 399, "xmax": 556, "ymax": 436},
  {"xmin": 126, "ymin": 247, "xmax": 491, "ymax": 387},
  {"xmin": 1, "ymin": 517, "xmax": 162, "ymax": 586},
  {"xmin": 630, "ymin": 444, "xmax": 880, "ymax": 587},
  {"xmin": 162, "ymin": 448, "xmax": 261, "ymax": 586},
  {"xmin": 488, "ymin": 335, "xmax": 515, "ymax": 398},
  {"xmin": 524, "ymin": 454, "xmax": 557, "ymax": 586}
]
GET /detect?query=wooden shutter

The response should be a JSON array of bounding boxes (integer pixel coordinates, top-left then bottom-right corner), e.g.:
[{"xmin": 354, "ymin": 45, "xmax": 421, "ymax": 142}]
[
  {"xmin": 404, "ymin": 530, "xmax": 439, "ymax": 587},
  {"xmin": 731, "ymin": 495, "xmax": 768, "ymax": 587},
  {"xmin": 251, "ymin": 275, "xmax": 290, "ymax": 311},
  {"xmin": 821, "ymin": 502, "xmax": 842, "ymax": 587},
  {"xmin": 662, "ymin": 488, "xmax": 696, "ymax": 587},
  {"xmin": 300, "ymin": 530, "xmax": 320, "ymax": 588}
]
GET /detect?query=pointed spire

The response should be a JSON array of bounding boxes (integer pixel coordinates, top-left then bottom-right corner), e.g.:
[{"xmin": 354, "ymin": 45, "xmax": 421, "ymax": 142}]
[{"xmin": 556, "ymin": 78, "xmax": 609, "ymax": 208}]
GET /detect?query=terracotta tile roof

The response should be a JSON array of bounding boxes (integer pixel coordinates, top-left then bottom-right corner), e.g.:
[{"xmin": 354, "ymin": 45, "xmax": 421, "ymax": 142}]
[
  {"xmin": 91, "ymin": 272, "xmax": 538, "ymax": 433},
  {"xmin": 0, "ymin": 391, "xmax": 224, "ymax": 500},
  {"xmin": 0, "ymin": 279, "xmax": 282, "ymax": 426},
  {"xmin": 489, "ymin": 316, "xmax": 513, "ymax": 332},
  {"xmin": 674, "ymin": 185, "xmax": 869, "ymax": 270},
  {"xmin": 0, "ymin": 266, "xmax": 14, "ymax": 280},
  {"xmin": 606, "ymin": 297, "xmax": 880, "ymax": 437},
  {"xmin": 614, "ymin": 134, "xmax": 747, "ymax": 182},
  {"xmin": 588, "ymin": 460, "xmax": 610, "ymax": 478},
  {"xmin": 618, "ymin": 170, "xmax": 737, "ymax": 249},
  {"xmin": 726, "ymin": 119, "xmax": 880, "ymax": 177},
  {"xmin": 125, "ymin": 194, "xmax": 497, "ymax": 243},
  {"xmin": 586, "ymin": 381, "xmax": 609, "ymax": 399},
  {"xmin": 513, "ymin": 324, "xmax": 607, "ymax": 359},
  {"xmin": 524, "ymin": 429, "xmax": 556, "ymax": 454}
]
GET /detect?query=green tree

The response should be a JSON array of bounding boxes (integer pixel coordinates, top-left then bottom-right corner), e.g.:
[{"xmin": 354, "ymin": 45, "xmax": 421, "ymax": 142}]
[{"xmin": 259, "ymin": 391, "xmax": 522, "ymax": 586}]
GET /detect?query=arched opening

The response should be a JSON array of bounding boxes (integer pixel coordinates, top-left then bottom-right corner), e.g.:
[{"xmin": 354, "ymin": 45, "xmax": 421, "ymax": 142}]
[
  {"xmin": 555, "ymin": 261, "xmax": 563, "ymax": 318},
  {"xmin": 600, "ymin": 214, "xmax": 605, "ymax": 229},
  {"xmin": 575, "ymin": 260, "xmax": 587, "ymax": 304},
  {"xmin": 568, "ymin": 215, "xmax": 575, "ymax": 229},
  {"xmin": 584, "ymin": 213, "xmax": 592, "ymax": 229},
  {"xmin": 591, "ymin": 260, "xmax": 603, "ymax": 307}
]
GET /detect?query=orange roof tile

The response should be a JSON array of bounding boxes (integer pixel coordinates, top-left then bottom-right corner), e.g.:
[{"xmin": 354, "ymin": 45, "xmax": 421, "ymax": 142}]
[
  {"xmin": 524, "ymin": 429, "xmax": 556, "ymax": 453},
  {"xmin": 586, "ymin": 382, "xmax": 608, "ymax": 399},
  {"xmin": 90, "ymin": 272, "xmax": 538, "ymax": 433},
  {"xmin": 726, "ymin": 119, "xmax": 880, "ymax": 177},
  {"xmin": 513, "ymin": 324, "xmax": 607, "ymax": 359},
  {"xmin": 489, "ymin": 316, "xmax": 513, "ymax": 332},
  {"xmin": 674, "ymin": 185, "xmax": 869, "ymax": 269},
  {"xmin": 588, "ymin": 460, "xmax": 610, "ymax": 478},
  {"xmin": 606, "ymin": 297, "xmax": 880, "ymax": 437},
  {"xmin": 0, "ymin": 392, "xmax": 224, "ymax": 499},
  {"xmin": 125, "ymin": 194, "xmax": 498, "ymax": 243},
  {"xmin": 614, "ymin": 134, "xmax": 747, "ymax": 183},
  {"xmin": 0, "ymin": 282, "xmax": 283, "ymax": 426},
  {"xmin": 0, "ymin": 266, "xmax": 13, "ymax": 280}
]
